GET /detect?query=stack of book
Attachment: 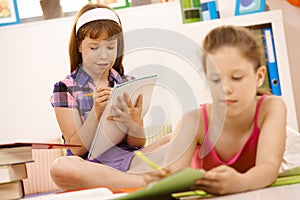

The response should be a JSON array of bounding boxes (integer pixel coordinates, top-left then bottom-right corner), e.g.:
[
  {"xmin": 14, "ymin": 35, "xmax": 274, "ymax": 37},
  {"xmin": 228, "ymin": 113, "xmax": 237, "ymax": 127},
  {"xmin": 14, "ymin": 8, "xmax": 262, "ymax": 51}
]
[
  {"xmin": 0, "ymin": 143, "xmax": 33, "ymax": 200},
  {"xmin": 0, "ymin": 141, "xmax": 82, "ymax": 199}
]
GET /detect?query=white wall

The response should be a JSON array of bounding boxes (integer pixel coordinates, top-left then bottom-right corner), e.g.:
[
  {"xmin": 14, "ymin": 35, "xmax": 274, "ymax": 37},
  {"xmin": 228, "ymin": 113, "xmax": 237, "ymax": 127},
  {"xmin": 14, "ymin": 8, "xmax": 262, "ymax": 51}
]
[
  {"xmin": 0, "ymin": 1, "xmax": 298, "ymax": 142},
  {"xmin": 0, "ymin": 2, "xmax": 202, "ymax": 142},
  {"xmin": 0, "ymin": 17, "xmax": 73, "ymax": 142}
]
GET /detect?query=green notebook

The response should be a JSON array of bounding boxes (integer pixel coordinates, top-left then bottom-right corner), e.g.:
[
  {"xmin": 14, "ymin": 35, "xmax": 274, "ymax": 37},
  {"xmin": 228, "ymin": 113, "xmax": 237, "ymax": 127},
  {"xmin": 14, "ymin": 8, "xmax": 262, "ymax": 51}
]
[
  {"xmin": 271, "ymin": 175, "xmax": 300, "ymax": 187},
  {"xmin": 171, "ymin": 190, "xmax": 210, "ymax": 199},
  {"xmin": 278, "ymin": 166, "xmax": 300, "ymax": 177},
  {"xmin": 117, "ymin": 167, "xmax": 205, "ymax": 200},
  {"xmin": 271, "ymin": 166, "xmax": 300, "ymax": 187},
  {"xmin": 171, "ymin": 166, "xmax": 300, "ymax": 199}
]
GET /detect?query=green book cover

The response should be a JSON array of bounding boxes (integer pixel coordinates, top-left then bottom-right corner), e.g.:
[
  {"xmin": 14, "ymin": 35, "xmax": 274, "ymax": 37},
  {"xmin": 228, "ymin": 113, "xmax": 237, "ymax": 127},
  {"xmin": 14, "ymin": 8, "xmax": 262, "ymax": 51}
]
[
  {"xmin": 278, "ymin": 166, "xmax": 300, "ymax": 177},
  {"xmin": 117, "ymin": 167, "xmax": 205, "ymax": 199},
  {"xmin": 180, "ymin": 0, "xmax": 202, "ymax": 24},
  {"xmin": 271, "ymin": 175, "xmax": 300, "ymax": 187},
  {"xmin": 247, "ymin": 26, "xmax": 271, "ymax": 94},
  {"xmin": 168, "ymin": 166, "xmax": 300, "ymax": 199}
]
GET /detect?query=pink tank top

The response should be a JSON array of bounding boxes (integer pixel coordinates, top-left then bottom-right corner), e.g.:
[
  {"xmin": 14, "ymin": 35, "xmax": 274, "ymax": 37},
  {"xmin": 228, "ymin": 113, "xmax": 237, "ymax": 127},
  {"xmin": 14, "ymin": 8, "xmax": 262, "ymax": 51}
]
[{"xmin": 190, "ymin": 95, "xmax": 266, "ymax": 173}]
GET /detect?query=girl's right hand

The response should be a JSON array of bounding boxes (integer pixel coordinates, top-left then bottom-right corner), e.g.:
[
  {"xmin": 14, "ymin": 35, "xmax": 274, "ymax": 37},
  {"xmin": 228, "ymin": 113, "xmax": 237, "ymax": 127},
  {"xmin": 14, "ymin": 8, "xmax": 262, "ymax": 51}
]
[
  {"xmin": 93, "ymin": 86, "xmax": 112, "ymax": 120},
  {"xmin": 143, "ymin": 167, "xmax": 171, "ymax": 185},
  {"xmin": 191, "ymin": 165, "xmax": 243, "ymax": 195}
]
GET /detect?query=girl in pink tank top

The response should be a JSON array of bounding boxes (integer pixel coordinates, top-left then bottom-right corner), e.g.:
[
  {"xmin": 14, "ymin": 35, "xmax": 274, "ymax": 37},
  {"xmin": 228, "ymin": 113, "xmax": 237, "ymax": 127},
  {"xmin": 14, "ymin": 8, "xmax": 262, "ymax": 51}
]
[
  {"xmin": 191, "ymin": 95, "xmax": 267, "ymax": 172},
  {"xmin": 150, "ymin": 26, "xmax": 287, "ymax": 195}
]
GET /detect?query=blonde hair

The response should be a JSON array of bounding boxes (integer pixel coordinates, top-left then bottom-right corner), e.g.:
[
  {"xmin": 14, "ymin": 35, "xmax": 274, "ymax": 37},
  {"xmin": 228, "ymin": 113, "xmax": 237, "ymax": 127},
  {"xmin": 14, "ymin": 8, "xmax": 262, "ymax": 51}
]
[
  {"xmin": 68, "ymin": 3, "xmax": 125, "ymax": 75},
  {"xmin": 202, "ymin": 25, "xmax": 271, "ymax": 95}
]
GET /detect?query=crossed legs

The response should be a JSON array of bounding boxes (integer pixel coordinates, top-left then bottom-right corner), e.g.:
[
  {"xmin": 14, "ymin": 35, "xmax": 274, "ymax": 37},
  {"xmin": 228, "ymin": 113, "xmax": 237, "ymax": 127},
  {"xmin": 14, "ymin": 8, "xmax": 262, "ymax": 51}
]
[{"xmin": 50, "ymin": 134, "xmax": 172, "ymax": 190}]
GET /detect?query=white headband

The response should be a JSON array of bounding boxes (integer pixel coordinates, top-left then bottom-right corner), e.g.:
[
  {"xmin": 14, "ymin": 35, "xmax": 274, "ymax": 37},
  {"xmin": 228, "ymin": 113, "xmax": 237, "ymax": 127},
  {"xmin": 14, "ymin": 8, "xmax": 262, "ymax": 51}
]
[{"xmin": 75, "ymin": 8, "xmax": 120, "ymax": 34}]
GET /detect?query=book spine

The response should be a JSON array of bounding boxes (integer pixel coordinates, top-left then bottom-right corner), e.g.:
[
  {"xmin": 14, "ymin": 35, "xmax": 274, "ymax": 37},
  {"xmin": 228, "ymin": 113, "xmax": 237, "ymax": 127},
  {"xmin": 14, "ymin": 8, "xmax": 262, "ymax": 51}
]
[
  {"xmin": 0, "ymin": 180, "xmax": 25, "ymax": 199},
  {"xmin": 180, "ymin": 0, "xmax": 202, "ymax": 24},
  {"xmin": 201, "ymin": 0, "xmax": 219, "ymax": 20},
  {"xmin": 263, "ymin": 27, "xmax": 282, "ymax": 96},
  {"xmin": 247, "ymin": 26, "xmax": 271, "ymax": 93}
]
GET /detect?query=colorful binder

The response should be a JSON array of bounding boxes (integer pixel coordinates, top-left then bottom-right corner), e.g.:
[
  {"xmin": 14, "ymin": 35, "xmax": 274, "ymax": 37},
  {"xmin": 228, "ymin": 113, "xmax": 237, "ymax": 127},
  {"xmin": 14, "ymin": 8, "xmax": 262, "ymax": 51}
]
[
  {"xmin": 201, "ymin": 0, "xmax": 219, "ymax": 21},
  {"xmin": 263, "ymin": 27, "xmax": 281, "ymax": 96},
  {"xmin": 179, "ymin": 0, "xmax": 202, "ymax": 24}
]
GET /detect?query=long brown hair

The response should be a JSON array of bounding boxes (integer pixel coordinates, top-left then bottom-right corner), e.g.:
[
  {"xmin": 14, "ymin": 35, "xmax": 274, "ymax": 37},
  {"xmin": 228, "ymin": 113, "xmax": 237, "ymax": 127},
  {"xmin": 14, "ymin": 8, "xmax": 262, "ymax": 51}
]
[
  {"xmin": 69, "ymin": 3, "xmax": 125, "ymax": 75},
  {"xmin": 201, "ymin": 25, "xmax": 271, "ymax": 95}
]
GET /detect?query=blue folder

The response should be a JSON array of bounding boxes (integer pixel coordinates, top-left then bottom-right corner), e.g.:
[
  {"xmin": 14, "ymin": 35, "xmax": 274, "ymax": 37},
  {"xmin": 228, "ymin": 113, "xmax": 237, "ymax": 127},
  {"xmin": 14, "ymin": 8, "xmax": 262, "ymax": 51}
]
[{"xmin": 263, "ymin": 27, "xmax": 281, "ymax": 96}]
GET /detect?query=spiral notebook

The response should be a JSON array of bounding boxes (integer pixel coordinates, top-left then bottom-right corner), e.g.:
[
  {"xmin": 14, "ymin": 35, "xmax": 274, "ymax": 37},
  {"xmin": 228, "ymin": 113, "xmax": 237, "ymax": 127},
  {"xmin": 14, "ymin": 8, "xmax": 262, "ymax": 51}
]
[{"xmin": 88, "ymin": 75, "xmax": 158, "ymax": 159}]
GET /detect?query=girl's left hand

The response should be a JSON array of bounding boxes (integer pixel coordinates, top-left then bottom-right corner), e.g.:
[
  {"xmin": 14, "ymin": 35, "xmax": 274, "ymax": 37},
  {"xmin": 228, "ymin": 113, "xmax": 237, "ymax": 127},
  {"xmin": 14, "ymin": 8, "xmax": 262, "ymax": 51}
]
[
  {"xmin": 107, "ymin": 92, "xmax": 143, "ymax": 135},
  {"xmin": 191, "ymin": 165, "xmax": 244, "ymax": 195}
]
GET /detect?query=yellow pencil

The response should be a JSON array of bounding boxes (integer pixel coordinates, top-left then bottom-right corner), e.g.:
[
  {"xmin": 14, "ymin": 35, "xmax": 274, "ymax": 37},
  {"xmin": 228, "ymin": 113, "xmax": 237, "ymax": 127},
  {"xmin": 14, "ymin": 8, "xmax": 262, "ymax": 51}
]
[
  {"xmin": 134, "ymin": 151, "xmax": 162, "ymax": 170},
  {"xmin": 84, "ymin": 93, "xmax": 93, "ymax": 97}
]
